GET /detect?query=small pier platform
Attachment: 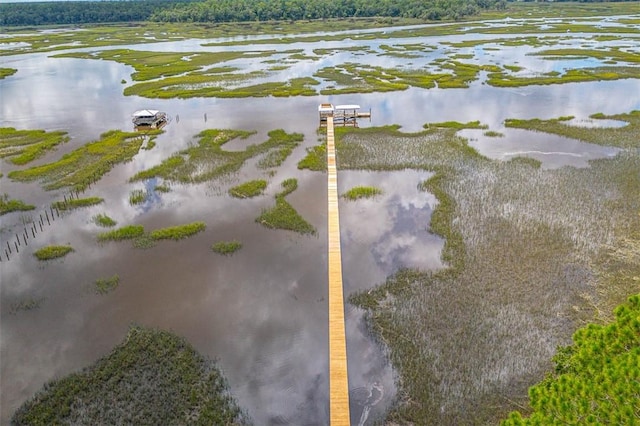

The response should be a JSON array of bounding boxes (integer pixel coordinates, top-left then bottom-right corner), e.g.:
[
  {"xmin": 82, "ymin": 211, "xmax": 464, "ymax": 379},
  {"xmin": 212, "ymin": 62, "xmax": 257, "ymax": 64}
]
[{"xmin": 319, "ymin": 103, "xmax": 371, "ymax": 127}]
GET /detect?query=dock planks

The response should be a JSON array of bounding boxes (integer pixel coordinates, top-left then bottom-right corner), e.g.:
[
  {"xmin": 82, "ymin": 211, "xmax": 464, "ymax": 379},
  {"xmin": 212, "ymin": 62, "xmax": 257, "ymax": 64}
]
[{"xmin": 326, "ymin": 116, "xmax": 351, "ymax": 425}]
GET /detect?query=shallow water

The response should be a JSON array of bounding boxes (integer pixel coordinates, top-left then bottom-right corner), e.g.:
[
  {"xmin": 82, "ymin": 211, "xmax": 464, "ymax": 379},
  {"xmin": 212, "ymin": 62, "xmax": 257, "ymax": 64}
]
[{"xmin": 1, "ymin": 16, "xmax": 640, "ymax": 424}]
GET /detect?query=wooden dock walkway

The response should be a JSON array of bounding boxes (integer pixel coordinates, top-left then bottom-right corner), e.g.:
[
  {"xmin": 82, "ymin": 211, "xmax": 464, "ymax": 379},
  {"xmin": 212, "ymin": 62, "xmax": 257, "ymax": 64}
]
[{"xmin": 326, "ymin": 116, "xmax": 351, "ymax": 425}]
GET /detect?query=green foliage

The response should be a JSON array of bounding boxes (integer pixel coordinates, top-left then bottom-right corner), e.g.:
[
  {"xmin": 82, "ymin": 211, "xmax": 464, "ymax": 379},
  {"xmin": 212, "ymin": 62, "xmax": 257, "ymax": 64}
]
[
  {"xmin": 97, "ymin": 225, "xmax": 145, "ymax": 242},
  {"xmin": 342, "ymin": 186, "xmax": 383, "ymax": 200},
  {"xmin": 502, "ymin": 294, "xmax": 640, "ymax": 425},
  {"xmin": 211, "ymin": 240, "xmax": 243, "ymax": 255},
  {"xmin": 0, "ymin": 127, "xmax": 69, "ymax": 165},
  {"xmin": 131, "ymin": 129, "xmax": 302, "ymax": 184},
  {"xmin": 505, "ymin": 110, "xmax": 640, "ymax": 148},
  {"xmin": 0, "ymin": 193, "xmax": 35, "ymax": 215},
  {"xmin": 150, "ymin": 222, "xmax": 206, "ymax": 240},
  {"xmin": 52, "ymin": 197, "xmax": 103, "ymax": 211},
  {"xmin": 483, "ymin": 130, "xmax": 504, "ymax": 137},
  {"xmin": 92, "ymin": 213, "xmax": 117, "ymax": 228},
  {"xmin": 297, "ymin": 143, "xmax": 326, "ymax": 171},
  {"xmin": 33, "ymin": 245, "xmax": 74, "ymax": 261},
  {"xmin": 0, "ymin": 68, "xmax": 17, "ymax": 79},
  {"xmin": 11, "ymin": 326, "xmax": 247, "ymax": 425},
  {"xmin": 256, "ymin": 178, "xmax": 316, "ymax": 235},
  {"xmin": 9, "ymin": 130, "xmax": 158, "ymax": 191},
  {"xmin": 94, "ymin": 274, "xmax": 120, "ymax": 295},
  {"xmin": 129, "ymin": 189, "xmax": 147, "ymax": 205},
  {"xmin": 228, "ymin": 179, "xmax": 267, "ymax": 198}
]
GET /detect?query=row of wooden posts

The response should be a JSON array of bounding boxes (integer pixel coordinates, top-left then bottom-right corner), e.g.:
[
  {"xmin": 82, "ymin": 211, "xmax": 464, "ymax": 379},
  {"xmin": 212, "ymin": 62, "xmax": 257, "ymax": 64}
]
[{"xmin": 0, "ymin": 187, "xmax": 90, "ymax": 262}]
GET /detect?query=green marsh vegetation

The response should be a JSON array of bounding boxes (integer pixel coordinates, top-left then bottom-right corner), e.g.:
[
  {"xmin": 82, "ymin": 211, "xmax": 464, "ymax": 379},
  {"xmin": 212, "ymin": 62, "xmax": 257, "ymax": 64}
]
[
  {"xmin": 94, "ymin": 274, "xmax": 120, "ymax": 295},
  {"xmin": 487, "ymin": 66, "xmax": 640, "ymax": 88},
  {"xmin": 211, "ymin": 240, "xmax": 243, "ymax": 255},
  {"xmin": 0, "ymin": 68, "xmax": 17, "ymax": 79},
  {"xmin": 297, "ymin": 141, "xmax": 327, "ymax": 172},
  {"xmin": 342, "ymin": 186, "xmax": 383, "ymax": 201},
  {"xmin": 502, "ymin": 294, "xmax": 640, "ymax": 425},
  {"xmin": 9, "ymin": 130, "xmax": 159, "ymax": 191},
  {"xmin": 484, "ymin": 130, "xmax": 504, "ymax": 137},
  {"xmin": 128, "ymin": 189, "xmax": 147, "ymax": 205},
  {"xmin": 505, "ymin": 110, "xmax": 640, "ymax": 149},
  {"xmin": 52, "ymin": 197, "xmax": 103, "ymax": 211},
  {"xmin": 0, "ymin": 193, "xmax": 35, "ymax": 215},
  {"xmin": 149, "ymin": 221, "xmax": 206, "ymax": 241},
  {"xmin": 55, "ymin": 49, "xmax": 251, "ymax": 81},
  {"xmin": 229, "ymin": 179, "xmax": 267, "ymax": 198},
  {"xmin": 256, "ymin": 178, "xmax": 316, "ymax": 235},
  {"xmin": 9, "ymin": 297, "xmax": 44, "ymax": 314},
  {"xmin": 97, "ymin": 225, "xmax": 145, "ymax": 242},
  {"xmin": 12, "ymin": 326, "xmax": 248, "ymax": 425},
  {"xmin": 130, "ymin": 129, "xmax": 302, "ymax": 184},
  {"xmin": 34, "ymin": 245, "xmax": 74, "ymax": 261},
  {"xmin": 92, "ymin": 213, "xmax": 117, "ymax": 228},
  {"xmin": 340, "ymin": 117, "xmax": 640, "ymax": 424},
  {"xmin": 0, "ymin": 127, "xmax": 69, "ymax": 165},
  {"xmin": 97, "ymin": 222, "xmax": 206, "ymax": 246}
]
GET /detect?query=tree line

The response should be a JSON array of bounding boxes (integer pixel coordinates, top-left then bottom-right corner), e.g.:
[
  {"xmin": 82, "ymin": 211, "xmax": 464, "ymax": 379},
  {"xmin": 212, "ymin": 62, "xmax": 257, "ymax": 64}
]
[
  {"xmin": 150, "ymin": 0, "xmax": 505, "ymax": 23},
  {"xmin": 1, "ymin": 0, "xmax": 504, "ymax": 27},
  {"xmin": 0, "ymin": 0, "xmax": 197, "ymax": 26}
]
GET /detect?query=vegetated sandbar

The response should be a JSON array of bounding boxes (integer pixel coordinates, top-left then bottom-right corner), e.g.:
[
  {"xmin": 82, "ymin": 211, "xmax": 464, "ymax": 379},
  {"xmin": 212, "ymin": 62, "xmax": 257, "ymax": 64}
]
[
  {"xmin": 130, "ymin": 129, "xmax": 302, "ymax": 183},
  {"xmin": 0, "ymin": 127, "xmax": 69, "ymax": 165},
  {"xmin": 12, "ymin": 326, "xmax": 248, "ymax": 425},
  {"xmin": 256, "ymin": 178, "xmax": 316, "ymax": 235},
  {"xmin": 341, "ymin": 117, "xmax": 640, "ymax": 424},
  {"xmin": 9, "ymin": 130, "xmax": 160, "ymax": 191},
  {"xmin": 0, "ymin": 193, "xmax": 35, "ymax": 215},
  {"xmin": 505, "ymin": 110, "xmax": 640, "ymax": 148},
  {"xmin": 0, "ymin": 68, "xmax": 17, "ymax": 79}
]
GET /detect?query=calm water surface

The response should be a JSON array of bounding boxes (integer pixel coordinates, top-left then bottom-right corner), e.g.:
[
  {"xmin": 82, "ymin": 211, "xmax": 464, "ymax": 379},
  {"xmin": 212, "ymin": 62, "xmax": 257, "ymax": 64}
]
[{"xmin": 1, "ymin": 19, "xmax": 640, "ymax": 424}]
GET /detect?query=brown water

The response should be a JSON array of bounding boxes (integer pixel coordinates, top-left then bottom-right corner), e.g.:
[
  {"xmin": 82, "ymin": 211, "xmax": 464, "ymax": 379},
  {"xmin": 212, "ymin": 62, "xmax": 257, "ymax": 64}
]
[{"xmin": 2, "ymin": 19, "xmax": 640, "ymax": 424}]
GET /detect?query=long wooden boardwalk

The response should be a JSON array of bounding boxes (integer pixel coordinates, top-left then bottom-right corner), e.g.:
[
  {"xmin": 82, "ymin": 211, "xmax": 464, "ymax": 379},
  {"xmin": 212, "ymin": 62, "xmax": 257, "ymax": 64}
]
[{"xmin": 326, "ymin": 116, "xmax": 351, "ymax": 425}]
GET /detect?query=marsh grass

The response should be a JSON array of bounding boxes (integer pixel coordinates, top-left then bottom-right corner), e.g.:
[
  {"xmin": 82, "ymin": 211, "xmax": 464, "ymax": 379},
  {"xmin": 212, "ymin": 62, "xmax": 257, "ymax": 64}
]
[
  {"xmin": 97, "ymin": 225, "xmax": 145, "ymax": 242},
  {"xmin": 0, "ymin": 193, "xmax": 35, "ymax": 215},
  {"xmin": 9, "ymin": 297, "xmax": 44, "ymax": 314},
  {"xmin": 154, "ymin": 184, "xmax": 171, "ymax": 193},
  {"xmin": 0, "ymin": 68, "xmax": 17, "ymax": 79},
  {"xmin": 487, "ymin": 66, "xmax": 640, "ymax": 88},
  {"xmin": 131, "ymin": 129, "xmax": 302, "ymax": 184},
  {"xmin": 95, "ymin": 274, "xmax": 119, "ymax": 295},
  {"xmin": 9, "ymin": 130, "xmax": 159, "ymax": 191},
  {"xmin": 297, "ymin": 143, "xmax": 326, "ymax": 171},
  {"xmin": 211, "ymin": 240, "xmax": 242, "ymax": 255},
  {"xmin": 34, "ymin": 245, "xmax": 74, "ymax": 260},
  {"xmin": 256, "ymin": 178, "xmax": 316, "ymax": 235},
  {"xmin": 0, "ymin": 127, "xmax": 69, "ymax": 165},
  {"xmin": 12, "ymin": 326, "xmax": 248, "ymax": 425},
  {"xmin": 129, "ymin": 189, "xmax": 147, "ymax": 205},
  {"xmin": 92, "ymin": 213, "xmax": 117, "ymax": 227},
  {"xmin": 342, "ymin": 186, "xmax": 383, "ymax": 200},
  {"xmin": 228, "ymin": 179, "xmax": 267, "ymax": 198},
  {"xmin": 52, "ymin": 197, "xmax": 103, "ymax": 211},
  {"xmin": 340, "ymin": 120, "xmax": 640, "ymax": 424},
  {"xmin": 484, "ymin": 130, "xmax": 504, "ymax": 137},
  {"xmin": 150, "ymin": 221, "xmax": 206, "ymax": 241},
  {"xmin": 505, "ymin": 110, "xmax": 640, "ymax": 148}
]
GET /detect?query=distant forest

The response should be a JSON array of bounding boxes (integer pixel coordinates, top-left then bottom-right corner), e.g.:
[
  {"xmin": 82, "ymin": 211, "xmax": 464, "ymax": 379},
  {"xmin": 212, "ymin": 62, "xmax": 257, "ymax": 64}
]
[
  {"xmin": 1, "ymin": 0, "xmax": 635, "ymax": 27},
  {"xmin": 1, "ymin": 0, "xmax": 505, "ymax": 26}
]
